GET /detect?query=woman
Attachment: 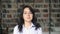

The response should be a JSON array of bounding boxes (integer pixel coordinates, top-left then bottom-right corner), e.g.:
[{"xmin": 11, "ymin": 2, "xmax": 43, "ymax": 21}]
[{"xmin": 13, "ymin": 5, "xmax": 42, "ymax": 34}]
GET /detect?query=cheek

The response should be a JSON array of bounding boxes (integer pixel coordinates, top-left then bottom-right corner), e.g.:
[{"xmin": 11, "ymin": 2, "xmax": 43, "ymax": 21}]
[
  {"xmin": 23, "ymin": 14, "xmax": 33, "ymax": 20},
  {"xmin": 23, "ymin": 14, "xmax": 28, "ymax": 20},
  {"xmin": 31, "ymin": 15, "xmax": 33, "ymax": 19},
  {"xmin": 23, "ymin": 14, "xmax": 26, "ymax": 19},
  {"xmin": 30, "ymin": 14, "xmax": 33, "ymax": 20}
]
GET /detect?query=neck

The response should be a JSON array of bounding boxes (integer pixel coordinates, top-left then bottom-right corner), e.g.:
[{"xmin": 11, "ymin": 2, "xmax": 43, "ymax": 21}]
[{"xmin": 24, "ymin": 21, "xmax": 32, "ymax": 29}]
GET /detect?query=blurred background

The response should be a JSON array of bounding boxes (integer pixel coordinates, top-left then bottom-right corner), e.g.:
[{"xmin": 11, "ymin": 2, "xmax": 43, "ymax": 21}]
[{"xmin": 0, "ymin": 0, "xmax": 60, "ymax": 34}]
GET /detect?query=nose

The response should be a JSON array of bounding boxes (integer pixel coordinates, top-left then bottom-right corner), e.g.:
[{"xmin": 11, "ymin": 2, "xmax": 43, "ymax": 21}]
[
  {"xmin": 27, "ymin": 14, "xmax": 30, "ymax": 16},
  {"xmin": 27, "ymin": 13, "xmax": 30, "ymax": 16}
]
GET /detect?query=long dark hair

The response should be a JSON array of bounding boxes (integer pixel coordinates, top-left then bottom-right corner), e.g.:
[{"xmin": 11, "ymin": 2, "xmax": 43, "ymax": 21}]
[{"xmin": 17, "ymin": 5, "xmax": 41, "ymax": 32}]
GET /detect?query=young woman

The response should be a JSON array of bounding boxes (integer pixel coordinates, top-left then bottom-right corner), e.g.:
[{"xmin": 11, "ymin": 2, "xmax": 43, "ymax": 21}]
[{"xmin": 13, "ymin": 5, "xmax": 42, "ymax": 34}]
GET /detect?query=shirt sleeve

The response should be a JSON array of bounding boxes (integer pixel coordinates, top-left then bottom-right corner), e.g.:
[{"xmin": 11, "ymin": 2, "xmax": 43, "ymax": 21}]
[
  {"xmin": 13, "ymin": 25, "xmax": 19, "ymax": 34},
  {"xmin": 37, "ymin": 27, "xmax": 42, "ymax": 34}
]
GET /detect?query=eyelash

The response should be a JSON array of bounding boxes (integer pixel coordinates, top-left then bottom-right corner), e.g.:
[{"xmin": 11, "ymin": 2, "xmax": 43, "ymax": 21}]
[{"xmin": 23, "ymin": 12, "xmax": 32, "ymax": 14}]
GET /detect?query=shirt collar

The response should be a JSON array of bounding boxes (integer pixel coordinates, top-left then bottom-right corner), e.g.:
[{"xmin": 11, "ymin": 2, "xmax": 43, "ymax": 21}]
[
  {"xmin": 23, "ymin": 23, "xmax": 35, "ymax": 29},
  {"xmin": 31, "ymin": 23, "xmax": 35, "ymax": 27}
]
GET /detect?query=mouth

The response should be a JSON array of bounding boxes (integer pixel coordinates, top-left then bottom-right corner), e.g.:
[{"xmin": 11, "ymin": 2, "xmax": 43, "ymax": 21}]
[
  {"xmin": 27, "ymin": 17, "xmax": 31, "ymax": 19},
  {"xmin": 27, "ymin": 17, "xmax": 30, "ymax": 19}
]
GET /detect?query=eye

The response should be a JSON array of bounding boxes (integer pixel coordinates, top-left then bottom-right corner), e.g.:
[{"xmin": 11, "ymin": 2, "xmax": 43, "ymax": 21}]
[
  {"xmin": 23, "ymin": 12, "xmax": 27, "ymax": 14},
  {"xmin": 23, "ymin": 11, "xmax": 32, "ymax": 14},
  {"xmin": 28, "ymin": 11, "xmax": 32, "ymax": 14}
]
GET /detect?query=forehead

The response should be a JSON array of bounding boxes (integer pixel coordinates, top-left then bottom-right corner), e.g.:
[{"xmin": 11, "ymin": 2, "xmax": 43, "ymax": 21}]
[{"xmin": 23, "ymin": 7, "xmax": 31, "ymax": 12}]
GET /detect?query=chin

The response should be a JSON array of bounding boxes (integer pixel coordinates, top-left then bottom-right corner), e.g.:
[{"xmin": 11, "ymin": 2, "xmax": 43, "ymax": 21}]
[{"xmin": 26, "ymin": 19, "xmax": 32, "ymax": 22}]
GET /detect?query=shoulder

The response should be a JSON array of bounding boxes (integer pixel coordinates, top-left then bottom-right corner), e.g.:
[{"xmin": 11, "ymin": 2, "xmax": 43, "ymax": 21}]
[
  {"xmin": 37, "ymin": 27, "xmax": 42, "ymax": 34},
  {"xmin": 13, "ymin": 25, "xmax": 21, "ymax": 34},
  {"xmin": 37, "ymin": 27, "xmax": 42, "ymax": 31},
  {"xmin": 14, "ymin": 25, "xmax": 18, "ymax": 30},
  {"xmin": 35, "ymin": 23, "xmax": 41, "ymax": 29}
]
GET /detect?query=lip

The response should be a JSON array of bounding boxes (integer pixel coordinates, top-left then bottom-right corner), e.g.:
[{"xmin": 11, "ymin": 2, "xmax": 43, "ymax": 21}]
[
  {"xmin": 27, "ymin": 18, "xmax": 30, "ymax": 19},
  {"xmin": 27, "ymin": 17, "xmax": 30, "ymax": 19}
]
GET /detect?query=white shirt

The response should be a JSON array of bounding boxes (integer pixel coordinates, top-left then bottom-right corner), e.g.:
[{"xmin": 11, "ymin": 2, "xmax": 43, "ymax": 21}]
[{"xmin": 13, "ymin": 23, "xmax": 42, "ymax": 34}]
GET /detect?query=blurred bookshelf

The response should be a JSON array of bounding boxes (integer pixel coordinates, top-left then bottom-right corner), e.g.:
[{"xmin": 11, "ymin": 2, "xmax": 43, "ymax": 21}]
[{"xmin": 0, "ymin": 0, "xmax": 60, "ymax": 34}]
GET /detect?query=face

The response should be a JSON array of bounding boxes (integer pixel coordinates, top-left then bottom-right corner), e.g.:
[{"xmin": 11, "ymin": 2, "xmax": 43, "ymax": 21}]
[{"xmin": 23, "ymin": 7, "xmax": 33, "ymax": 22}]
